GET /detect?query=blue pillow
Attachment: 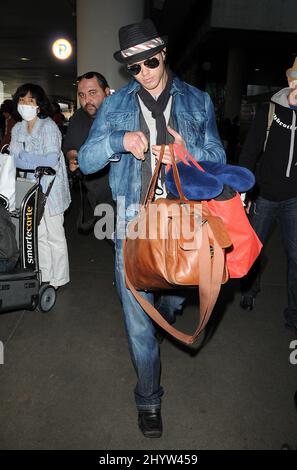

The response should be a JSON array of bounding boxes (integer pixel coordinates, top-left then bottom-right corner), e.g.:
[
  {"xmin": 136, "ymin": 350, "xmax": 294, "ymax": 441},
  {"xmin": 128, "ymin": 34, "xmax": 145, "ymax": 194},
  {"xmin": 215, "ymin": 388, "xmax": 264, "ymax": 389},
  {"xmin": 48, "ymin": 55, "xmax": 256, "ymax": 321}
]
[
  {"xmin": 165, "ymin": 161, "xmax": 224, "ymax": 200},
  {"xmin": 200, "ymin": 161, "xmax": 255, "ymax": 192}
]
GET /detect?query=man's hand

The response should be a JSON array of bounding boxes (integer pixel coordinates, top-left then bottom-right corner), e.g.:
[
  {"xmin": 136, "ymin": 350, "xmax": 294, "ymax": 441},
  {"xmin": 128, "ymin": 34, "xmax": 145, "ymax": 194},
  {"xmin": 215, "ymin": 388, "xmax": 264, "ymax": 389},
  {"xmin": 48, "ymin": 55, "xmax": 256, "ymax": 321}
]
[
  {"xmin": 66, "ymin": 149, "xmax": 79, "ymax": 172},
  {"xmin": 123, "ymin": 131, "xmax": 148, "ymax": 160},
  {"xmin": 151, "ymin": 126, "xmax": 185, "ymax": 165}
]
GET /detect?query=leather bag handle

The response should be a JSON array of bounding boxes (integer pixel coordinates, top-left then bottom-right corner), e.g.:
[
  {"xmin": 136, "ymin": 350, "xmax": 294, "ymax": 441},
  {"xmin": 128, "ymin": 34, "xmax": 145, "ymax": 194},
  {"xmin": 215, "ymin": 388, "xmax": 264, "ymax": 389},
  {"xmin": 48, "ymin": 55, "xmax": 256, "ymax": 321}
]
[
  {"xmin": 143, "ymin": 144, "xmax": 165, "ymax": 206},
  {"xmin": 143, "ymin": 144, "xmax": 187, "ymax": 206}
]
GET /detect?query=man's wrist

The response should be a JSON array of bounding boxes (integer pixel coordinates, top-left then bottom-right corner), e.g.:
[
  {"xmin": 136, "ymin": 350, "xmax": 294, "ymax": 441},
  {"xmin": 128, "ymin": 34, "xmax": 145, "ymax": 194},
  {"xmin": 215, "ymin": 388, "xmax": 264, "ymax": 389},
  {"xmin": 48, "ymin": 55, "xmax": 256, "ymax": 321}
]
[{"xmin": 110, "ymin": 130, "xmax": 126, "ymax": 153}]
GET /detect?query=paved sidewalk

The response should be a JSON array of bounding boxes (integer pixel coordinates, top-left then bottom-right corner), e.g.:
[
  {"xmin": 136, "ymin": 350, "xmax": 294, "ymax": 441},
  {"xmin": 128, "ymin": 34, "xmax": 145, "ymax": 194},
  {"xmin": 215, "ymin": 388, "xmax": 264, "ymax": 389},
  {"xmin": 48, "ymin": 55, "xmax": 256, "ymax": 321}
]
[{"xmin": 0, "ymin": 194, "xmax": 296, "ymax": 450}]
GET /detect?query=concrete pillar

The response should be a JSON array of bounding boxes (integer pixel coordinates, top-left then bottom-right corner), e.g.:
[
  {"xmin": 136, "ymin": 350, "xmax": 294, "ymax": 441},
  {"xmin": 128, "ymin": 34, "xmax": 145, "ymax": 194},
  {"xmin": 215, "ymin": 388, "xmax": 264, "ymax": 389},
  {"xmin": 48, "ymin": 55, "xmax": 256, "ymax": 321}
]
[
  {"xmin": 76, "ymin": 0, "xmax": 145, "ymax": 91},
  {"xmin": 224, "ymin": 47, "xmax": 247, "ymax": 120}
]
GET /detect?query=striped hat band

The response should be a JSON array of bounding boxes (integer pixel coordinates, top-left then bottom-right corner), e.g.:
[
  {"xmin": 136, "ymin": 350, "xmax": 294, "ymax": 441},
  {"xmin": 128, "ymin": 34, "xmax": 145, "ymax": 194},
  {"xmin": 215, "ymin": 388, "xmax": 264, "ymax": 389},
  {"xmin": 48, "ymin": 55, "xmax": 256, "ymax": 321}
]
[{"xmin": 121, "ymin": 37, "xmax": 165, "ymax": 59}]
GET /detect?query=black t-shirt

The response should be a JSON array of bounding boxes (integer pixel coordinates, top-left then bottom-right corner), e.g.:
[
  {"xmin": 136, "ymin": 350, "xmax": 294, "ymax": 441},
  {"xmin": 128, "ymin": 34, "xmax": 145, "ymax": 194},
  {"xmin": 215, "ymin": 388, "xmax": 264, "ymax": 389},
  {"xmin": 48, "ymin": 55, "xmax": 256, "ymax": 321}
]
[
  {"xmin": 62, "ymin": 106, "xmax": 112, "ymax": 209},
  {"xmin": 63, "ymin": 107, "xmax": 94, "ymax": 154}
]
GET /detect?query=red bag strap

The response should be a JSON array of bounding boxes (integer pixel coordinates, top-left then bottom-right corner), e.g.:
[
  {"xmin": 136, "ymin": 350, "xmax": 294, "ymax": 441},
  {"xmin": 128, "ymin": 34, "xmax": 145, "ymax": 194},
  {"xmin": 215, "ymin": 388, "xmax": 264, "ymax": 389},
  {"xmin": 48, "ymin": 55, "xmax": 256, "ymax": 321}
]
[{"xmin": 173, "ymin": 143, "xmax": 206, "ymax": 172}]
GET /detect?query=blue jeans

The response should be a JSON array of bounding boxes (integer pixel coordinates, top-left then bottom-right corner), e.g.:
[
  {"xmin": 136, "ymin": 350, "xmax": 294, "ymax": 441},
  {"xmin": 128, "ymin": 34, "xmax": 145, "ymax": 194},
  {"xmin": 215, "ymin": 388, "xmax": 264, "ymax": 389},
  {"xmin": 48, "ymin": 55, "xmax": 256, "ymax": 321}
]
[
  {"xmin": 115, "ymin": 237, "xmax": 185, "ymax": 411},
  {"xmin": 241, "ymin": 196, "xmax": 297, "ymax": 317}
]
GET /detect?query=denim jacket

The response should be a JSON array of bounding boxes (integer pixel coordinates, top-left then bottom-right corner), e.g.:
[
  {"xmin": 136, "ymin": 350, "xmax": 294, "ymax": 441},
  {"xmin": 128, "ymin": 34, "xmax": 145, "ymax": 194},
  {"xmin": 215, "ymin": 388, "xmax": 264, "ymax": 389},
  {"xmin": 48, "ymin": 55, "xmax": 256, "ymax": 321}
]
[{"xmin": 78, "ymin": 75, "xmax": 225, "ymax": 220}]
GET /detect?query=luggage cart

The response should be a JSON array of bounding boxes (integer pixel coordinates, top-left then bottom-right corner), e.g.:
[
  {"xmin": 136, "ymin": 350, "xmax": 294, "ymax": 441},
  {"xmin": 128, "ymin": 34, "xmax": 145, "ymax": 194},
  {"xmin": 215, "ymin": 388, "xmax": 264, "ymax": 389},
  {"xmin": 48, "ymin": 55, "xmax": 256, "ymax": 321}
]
[{"xmin": 0, "ymin": 167, "xmax": 57, "ymax": 313}]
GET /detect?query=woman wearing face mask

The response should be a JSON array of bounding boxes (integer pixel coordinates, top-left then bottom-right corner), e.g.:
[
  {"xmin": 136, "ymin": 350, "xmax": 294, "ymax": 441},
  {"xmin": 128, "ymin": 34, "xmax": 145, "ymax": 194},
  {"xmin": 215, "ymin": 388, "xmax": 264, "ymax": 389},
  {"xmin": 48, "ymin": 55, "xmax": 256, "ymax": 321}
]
[{"xmin": 10, "ymin": 83, "xmax": 71, "ymax": 289}]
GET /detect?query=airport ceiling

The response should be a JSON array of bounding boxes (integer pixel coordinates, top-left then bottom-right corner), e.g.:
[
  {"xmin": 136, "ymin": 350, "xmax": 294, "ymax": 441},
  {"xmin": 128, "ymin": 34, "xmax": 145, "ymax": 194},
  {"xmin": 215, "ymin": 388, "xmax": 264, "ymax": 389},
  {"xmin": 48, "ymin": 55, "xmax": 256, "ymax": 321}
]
[
  {"xmin": 1, "ymin": 0, "xmax": 296, "ymax": 104},
  {"xmin": 0, "ymin": 0, "xmax": 77, "ymax": 103},
  {"xmin": 154, "ymin": 0, "xmax": 297, "ymax": 89}
]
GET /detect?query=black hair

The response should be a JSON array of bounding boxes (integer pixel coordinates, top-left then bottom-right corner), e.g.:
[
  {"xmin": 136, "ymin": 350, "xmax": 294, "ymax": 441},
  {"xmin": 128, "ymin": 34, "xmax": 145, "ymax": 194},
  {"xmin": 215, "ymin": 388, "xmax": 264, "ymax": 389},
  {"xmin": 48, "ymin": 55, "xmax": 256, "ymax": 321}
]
[
  {"xmin": 77, "ymin": 71, "xmax": 109, "ymax": 90},
  {"xmin": 52, "ymin": 101, "xmax": 61, "ymax": 113},
  {"xmin": 12, "ymin": 83, "xmax": 53, "ymax": 120}
]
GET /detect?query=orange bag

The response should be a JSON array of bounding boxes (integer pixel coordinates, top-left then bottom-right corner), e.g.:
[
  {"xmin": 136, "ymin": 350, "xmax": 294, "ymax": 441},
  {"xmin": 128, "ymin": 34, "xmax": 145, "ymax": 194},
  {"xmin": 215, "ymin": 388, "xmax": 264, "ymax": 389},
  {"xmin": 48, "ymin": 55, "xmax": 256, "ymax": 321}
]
[
  {"xmin": 207, "ymin": 195, "xmax": 262, "ymax": 278},
  {"xmin": 173, "ymin": 144, "xmax": 262, "ymax": 278}
]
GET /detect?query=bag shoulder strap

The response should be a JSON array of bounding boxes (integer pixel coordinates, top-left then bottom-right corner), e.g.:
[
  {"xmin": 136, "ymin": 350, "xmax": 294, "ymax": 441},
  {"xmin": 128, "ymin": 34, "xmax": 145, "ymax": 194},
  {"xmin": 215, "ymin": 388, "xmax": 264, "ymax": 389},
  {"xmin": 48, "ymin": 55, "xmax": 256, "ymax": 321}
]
[
  {"xmin": 43, "ymin": 175, "xmax": 56, "ymax": 197},
  {"xmin": 263, "ymin": 102, "xmax": 275, "ymax": 152}
]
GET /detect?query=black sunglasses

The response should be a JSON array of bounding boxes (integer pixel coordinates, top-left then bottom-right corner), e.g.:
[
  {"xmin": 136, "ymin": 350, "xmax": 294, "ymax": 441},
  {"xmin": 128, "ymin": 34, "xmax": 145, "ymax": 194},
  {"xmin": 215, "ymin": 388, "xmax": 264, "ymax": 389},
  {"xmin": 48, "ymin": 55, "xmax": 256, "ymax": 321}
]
[{"xmin": 126, "ymin": 57, "xmax": 160, "ymax": 76}]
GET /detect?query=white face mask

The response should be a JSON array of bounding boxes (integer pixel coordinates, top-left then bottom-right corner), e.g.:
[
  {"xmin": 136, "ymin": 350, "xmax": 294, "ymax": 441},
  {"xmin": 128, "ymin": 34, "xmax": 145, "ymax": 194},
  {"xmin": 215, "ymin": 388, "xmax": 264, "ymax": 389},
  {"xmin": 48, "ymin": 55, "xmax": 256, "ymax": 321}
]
[{"xmin": 17, "ymin": 104, "xmax": 38, "ymax": 122}]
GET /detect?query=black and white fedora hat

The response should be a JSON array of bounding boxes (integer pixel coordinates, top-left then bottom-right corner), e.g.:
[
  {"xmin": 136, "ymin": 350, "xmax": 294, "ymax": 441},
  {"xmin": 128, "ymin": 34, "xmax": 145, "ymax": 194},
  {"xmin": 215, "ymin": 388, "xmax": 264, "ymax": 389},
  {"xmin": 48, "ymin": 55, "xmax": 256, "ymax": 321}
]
[{"xmin": 113, "ymin": 18, "xmax": 167, "ymax": 65}]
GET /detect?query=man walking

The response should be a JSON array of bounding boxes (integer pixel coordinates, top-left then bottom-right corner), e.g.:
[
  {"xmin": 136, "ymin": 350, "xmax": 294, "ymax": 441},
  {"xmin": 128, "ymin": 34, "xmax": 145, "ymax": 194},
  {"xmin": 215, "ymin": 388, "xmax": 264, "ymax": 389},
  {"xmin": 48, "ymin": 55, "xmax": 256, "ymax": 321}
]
[
  {"xmin": 79, "ymin": 19, "xmax": 225, "ymax": 437},
  {"xmin": 239, "ymin": 58, "xmax": 297, "ymax": 332}
]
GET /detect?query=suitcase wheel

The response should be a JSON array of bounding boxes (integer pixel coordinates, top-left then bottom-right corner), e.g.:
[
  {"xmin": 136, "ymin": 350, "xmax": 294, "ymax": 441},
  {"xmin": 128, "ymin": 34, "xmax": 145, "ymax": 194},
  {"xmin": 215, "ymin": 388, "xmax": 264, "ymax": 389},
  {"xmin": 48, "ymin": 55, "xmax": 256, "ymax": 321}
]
[{"xmin": 38, "ymin": 284, "xmax": 56, "ymax": 313}]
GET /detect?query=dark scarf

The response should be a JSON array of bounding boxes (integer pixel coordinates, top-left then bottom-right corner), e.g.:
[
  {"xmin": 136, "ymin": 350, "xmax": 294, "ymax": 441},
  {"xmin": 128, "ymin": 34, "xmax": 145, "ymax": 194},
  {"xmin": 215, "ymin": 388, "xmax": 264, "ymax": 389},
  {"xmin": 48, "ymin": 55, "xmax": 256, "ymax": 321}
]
[
  {"xmin": 137, "ymin": 68, "xmax": 174, "ymax": 192},
  {"xmin": 137, "ymin": 68, "xmax": 173, "ymax": 145}
]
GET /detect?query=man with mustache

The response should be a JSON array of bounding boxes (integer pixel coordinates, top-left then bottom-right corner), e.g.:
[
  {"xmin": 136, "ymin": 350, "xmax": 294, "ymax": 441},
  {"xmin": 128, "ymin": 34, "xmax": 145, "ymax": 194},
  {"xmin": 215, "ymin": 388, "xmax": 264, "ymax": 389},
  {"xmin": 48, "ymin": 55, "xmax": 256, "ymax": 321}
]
[{"xmin": 63, "ymin": 72, "xmax": 111, "ymax": 231}]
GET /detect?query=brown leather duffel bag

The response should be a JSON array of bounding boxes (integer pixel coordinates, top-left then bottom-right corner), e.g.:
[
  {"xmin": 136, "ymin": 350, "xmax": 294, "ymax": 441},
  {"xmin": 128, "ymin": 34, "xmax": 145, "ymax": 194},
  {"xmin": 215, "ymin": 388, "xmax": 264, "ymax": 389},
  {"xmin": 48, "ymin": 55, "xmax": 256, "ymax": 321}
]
[{"xmin": 123, "ymin": 144, "xmax": 232, "ymax": 345}]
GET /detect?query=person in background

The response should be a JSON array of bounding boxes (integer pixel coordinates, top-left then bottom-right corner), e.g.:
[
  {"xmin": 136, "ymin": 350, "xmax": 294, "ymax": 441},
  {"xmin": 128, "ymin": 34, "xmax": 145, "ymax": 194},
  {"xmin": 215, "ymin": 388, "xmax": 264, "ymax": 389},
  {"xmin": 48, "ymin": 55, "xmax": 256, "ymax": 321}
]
[
  {"xmin": 63, "ymin": 72, "xmax": 111, "ymax": 230},
  {"xmin": 10, "ymin": 83, "xmax": 71, "ymax": 289},
  {"xmin": 0, "ymin": 100, "xmax": 17, "ymax": 150},
  {"xmin": 239, "ymin": 58, "xmax": 297, "ymax": 332},
  {"xmin": 78, "ymin": 19, "xmax": 225, "ymax": 438},
  {"xmin": 52, "ymin": 101, "xmax": 66, "ymax": 135}
]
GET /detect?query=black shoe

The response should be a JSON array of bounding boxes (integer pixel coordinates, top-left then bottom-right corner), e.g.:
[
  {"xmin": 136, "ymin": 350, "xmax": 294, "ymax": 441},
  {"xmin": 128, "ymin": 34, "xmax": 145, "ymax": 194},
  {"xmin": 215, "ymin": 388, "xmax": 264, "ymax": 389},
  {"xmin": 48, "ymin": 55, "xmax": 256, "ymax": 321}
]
[
  {"xmin": 138, "ymin": 410, "xmax": 163, "ymax": 438},
  {"xmin": 240, "ymin": 294, "xmax": 255, "ymax": 310}
]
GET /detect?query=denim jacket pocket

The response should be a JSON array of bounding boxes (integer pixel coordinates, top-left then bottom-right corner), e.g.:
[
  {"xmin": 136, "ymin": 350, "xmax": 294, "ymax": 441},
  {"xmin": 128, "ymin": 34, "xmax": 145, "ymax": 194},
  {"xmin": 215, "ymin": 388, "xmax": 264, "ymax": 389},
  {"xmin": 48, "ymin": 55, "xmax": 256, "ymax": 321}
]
[
  {"xmin": 107, "ymin": 112, "xmax": 136, "ymax": 131},
  {"xmin": 178, "ymin": 111, "xmax": 206, "ymax": 147}
]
